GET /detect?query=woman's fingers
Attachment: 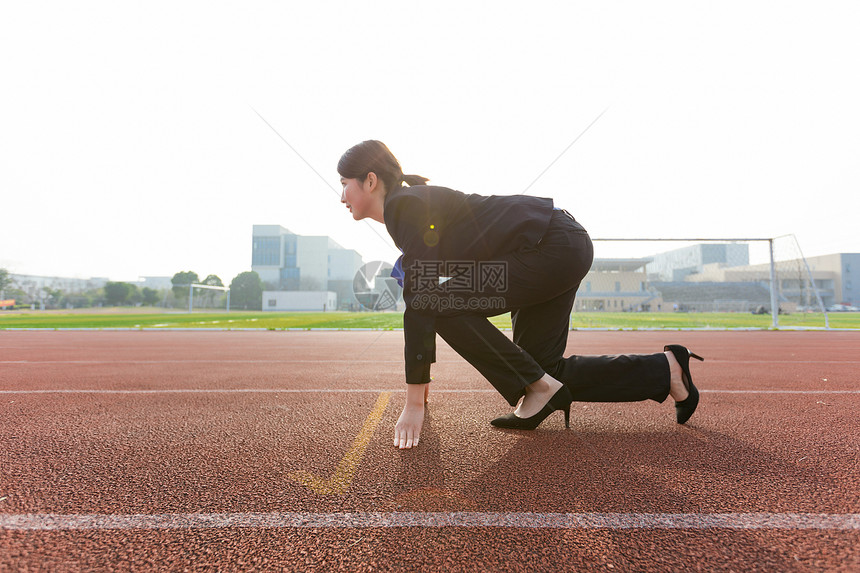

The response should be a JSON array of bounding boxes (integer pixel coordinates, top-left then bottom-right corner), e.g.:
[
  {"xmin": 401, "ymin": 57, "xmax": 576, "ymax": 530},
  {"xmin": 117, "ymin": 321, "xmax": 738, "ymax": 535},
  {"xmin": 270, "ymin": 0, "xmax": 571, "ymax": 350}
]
[
  {"xmin": 398, "ymin": 429, "xmax": 412, "ymax": 449},
  {"xmin": 394, "ymin": 426, "xmax": 419, "ymax": 449},
  {"xmin": 394, "ymin": 427, "xmax": 409, "ymax": 449}
]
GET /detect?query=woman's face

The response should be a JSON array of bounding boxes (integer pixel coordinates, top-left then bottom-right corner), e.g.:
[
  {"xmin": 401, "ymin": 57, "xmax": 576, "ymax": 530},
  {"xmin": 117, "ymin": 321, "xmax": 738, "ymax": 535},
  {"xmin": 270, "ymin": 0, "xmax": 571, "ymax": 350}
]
[{"xmin": 340, "ymin": 176, "xmax": 371, "ymax": 220}]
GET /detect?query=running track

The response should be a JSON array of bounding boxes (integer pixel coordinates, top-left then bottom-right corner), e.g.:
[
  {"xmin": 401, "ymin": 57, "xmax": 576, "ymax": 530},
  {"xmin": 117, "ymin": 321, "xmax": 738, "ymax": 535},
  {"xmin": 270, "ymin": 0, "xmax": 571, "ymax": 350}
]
[{"xmin": 1, "ymin": 330, "xmax": 858, "ymax": 571}]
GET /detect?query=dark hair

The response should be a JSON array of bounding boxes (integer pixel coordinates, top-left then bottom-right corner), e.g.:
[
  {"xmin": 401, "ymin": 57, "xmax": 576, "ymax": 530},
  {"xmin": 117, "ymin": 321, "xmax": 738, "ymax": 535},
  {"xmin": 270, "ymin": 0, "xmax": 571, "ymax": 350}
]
[{"xmin": 337, "ymin": 140, "xmax": 428, "ymax": 192}]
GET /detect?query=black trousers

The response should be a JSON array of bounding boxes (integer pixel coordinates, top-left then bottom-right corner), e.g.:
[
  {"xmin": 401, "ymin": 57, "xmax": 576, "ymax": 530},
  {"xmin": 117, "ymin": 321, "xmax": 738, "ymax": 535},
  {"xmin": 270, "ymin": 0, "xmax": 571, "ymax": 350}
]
[{"xmin": 434, "ymin": 210, "xmax": 670, "ymax": 407}]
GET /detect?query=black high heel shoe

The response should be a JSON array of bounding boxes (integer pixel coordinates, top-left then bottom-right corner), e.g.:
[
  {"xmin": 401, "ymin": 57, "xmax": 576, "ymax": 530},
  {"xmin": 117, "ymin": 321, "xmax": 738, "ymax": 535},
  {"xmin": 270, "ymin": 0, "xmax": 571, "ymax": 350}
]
[
  {"xmin": 490, "ymin": 385, "xmax": 573, "ymax": 430},
  {"xmin": 664, "ymin": 344, "xmax": 704, "ymax": 424}
]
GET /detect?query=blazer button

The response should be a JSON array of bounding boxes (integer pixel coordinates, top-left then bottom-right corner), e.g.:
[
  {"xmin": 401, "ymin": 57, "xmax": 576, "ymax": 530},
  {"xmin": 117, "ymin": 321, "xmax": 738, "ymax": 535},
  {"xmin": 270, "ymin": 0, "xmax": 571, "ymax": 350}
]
[{"xmin": 416, "ymin": 354, "xmax": 423, "ymax": 361}]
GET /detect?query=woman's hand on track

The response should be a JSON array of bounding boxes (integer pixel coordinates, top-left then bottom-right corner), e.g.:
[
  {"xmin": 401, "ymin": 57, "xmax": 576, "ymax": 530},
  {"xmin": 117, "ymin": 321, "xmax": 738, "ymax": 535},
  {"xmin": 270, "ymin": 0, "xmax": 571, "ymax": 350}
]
[{"xmin": 394, "ymin": 404, "xmax": 424, "ymax": 449}]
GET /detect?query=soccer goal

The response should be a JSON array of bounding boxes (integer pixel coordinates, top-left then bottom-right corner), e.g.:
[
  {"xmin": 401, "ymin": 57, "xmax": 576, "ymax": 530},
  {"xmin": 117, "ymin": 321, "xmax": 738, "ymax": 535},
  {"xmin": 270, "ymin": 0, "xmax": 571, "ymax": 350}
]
[
  {"xmin": 180, "ymin": 283, "xmax": 231, "ymax": 313},
  {"xmin": 581, "ymin": 235, "xmax": 829, "ymax": 329}
]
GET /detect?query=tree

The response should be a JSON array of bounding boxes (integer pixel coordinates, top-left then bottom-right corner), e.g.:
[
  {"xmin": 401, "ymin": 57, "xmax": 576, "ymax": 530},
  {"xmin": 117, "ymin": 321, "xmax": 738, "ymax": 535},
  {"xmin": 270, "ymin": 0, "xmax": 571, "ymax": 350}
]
[
  {"xmin": 200, "ymin": 275, "xmax": 224, "ymax": 308},
  {"xmin": 104, "ymin": 282, "xmax": 133, "ymax": 306},
  {"xmin": 1, "ymin": 269, "xmax": 15, "ymax": 309},
  {"xmin": 128, "ymin": 284, "xmax": 142, "ymax": 306},
  {"xmin": 61, "ymin": 293, "xmax": 93, "ymax": 309},
  {"xmin": 0, "ymin": 268, "xmax": 11, "ymax": 295},
  {"xmin": 4, "ymin": 287, "xmax": 27, "ymax": 306},
  {"xmin": 230, "ymin": 271, "xmax": 263, "ymax": 310},
  {"xmin": 171, "ymin": 271, "xmax": 199, "ymax": 301},
  {"xmin": 203, "ymin": 274, "xmax": 223, "ymax": 287},
  {"xmin": 45, "ymin": 288, "xmax": 63, "ymax": 309},
  {"xmin": 142, "ymin": 287, "xmax": 161, "ymax": 306}
]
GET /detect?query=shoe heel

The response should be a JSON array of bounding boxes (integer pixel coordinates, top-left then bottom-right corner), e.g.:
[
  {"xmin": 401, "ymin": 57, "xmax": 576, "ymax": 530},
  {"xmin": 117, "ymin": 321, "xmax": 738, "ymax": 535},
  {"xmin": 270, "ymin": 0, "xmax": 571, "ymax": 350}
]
[
  {"xmin": 551, "ymin": 386, "xmax": 572, "ymax": 429},
  {"xmin": 490, "ymin": 385, "xmax": 573, "ymax": 431},
  {"xmin": 664, "ymin": 344, "xmax": 703, "ymax": 424}
]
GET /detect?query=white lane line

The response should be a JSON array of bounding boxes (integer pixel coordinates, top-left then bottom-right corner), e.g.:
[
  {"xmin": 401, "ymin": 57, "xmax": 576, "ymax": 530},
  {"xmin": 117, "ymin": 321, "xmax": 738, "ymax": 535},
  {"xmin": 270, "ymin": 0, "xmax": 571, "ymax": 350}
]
[
  {"xmin": 703, "ymin": 390, "xmax": 860, "ymax": 394},
  {"xmin": 0, "ymin": 360, "xmax": 402, "ymax": 365},
  {"xmin": 1, "ymin": 389, "xmax": 858, "ymax": 395},
  {"xmin": 1, "ymin": 512, "xmax": 857, "ymax": 531},
  {"xmin": 0, "ymin": 389, "xmax": 403, "ymax": 394},
  {"xmin": 0, "ymin": 323, "xmax": 856, "ymax": 331},
  {"xmin": 2, "ymin": 360, "xmax": 859, "ymax": 365}
]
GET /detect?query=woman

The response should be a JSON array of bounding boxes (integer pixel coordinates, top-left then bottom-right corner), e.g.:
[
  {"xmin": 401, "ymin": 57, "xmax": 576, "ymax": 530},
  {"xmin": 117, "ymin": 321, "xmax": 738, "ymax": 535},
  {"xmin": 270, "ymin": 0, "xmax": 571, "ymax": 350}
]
[{"xmin": 338, "ymin": 140, "xmax": 703, "ymax": 449}]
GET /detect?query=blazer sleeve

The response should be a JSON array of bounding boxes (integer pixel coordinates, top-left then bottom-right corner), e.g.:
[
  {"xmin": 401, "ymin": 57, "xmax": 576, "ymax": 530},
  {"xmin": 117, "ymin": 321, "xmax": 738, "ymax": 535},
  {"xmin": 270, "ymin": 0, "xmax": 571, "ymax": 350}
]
[{"xmin": 385, "ymin": 191, "xmax": 443, "ymax": 385}]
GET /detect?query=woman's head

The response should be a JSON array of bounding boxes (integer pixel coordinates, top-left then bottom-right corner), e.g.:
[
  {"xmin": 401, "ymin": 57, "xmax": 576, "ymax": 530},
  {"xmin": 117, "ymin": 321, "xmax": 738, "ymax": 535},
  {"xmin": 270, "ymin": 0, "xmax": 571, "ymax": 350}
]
[{"xmin": 337, "ymin": 140, "xmax": 428, "ymax": 192}]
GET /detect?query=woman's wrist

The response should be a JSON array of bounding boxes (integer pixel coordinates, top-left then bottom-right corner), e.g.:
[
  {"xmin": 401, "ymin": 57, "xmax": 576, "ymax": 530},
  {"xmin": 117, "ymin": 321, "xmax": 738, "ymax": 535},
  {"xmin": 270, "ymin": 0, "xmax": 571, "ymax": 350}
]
[{"xmin": 405, "ymin": 383, "xmax": 428, "ymax": 408}]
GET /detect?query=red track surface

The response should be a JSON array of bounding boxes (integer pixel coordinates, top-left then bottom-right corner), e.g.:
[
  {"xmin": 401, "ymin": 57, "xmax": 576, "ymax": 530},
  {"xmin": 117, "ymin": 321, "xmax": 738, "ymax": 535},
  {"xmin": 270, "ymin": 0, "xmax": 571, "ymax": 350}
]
[{"xmin": 1, "ymin": 330, "xmax": 858, "ymax": 571}]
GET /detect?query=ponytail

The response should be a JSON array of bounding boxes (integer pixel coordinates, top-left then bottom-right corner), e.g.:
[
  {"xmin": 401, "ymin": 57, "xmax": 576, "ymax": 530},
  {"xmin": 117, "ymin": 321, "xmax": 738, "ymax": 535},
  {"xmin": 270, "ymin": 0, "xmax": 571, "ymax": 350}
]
[{"xmin": 402, "ymin": 174, "xmax": 429, "ymax": 187}]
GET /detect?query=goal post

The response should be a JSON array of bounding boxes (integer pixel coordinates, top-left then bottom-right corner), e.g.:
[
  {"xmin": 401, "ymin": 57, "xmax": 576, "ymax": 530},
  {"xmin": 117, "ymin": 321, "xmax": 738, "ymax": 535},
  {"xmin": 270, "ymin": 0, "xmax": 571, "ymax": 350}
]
[
  {"xmin": 177, "ymin": 283, "xmax": 231, "ymax": 313},
  {"xmin": 584, "ymin": 236, "xmax": 829, "ymax": 329}
]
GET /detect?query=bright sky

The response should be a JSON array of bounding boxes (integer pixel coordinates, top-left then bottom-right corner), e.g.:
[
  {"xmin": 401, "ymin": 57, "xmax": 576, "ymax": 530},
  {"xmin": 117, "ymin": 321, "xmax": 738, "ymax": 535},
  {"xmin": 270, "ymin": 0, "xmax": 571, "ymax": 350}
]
[{"xmin": 2, "ymin": 1, "xmax": 858, "ymax": 283}]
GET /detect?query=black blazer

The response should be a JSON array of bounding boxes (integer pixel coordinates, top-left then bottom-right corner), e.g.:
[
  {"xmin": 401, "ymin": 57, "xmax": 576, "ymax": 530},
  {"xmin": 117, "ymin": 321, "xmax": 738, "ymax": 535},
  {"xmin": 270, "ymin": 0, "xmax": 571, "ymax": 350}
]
[{"xmin": 384, "ymin": 185, "xmax": 554, "ymax": 384}]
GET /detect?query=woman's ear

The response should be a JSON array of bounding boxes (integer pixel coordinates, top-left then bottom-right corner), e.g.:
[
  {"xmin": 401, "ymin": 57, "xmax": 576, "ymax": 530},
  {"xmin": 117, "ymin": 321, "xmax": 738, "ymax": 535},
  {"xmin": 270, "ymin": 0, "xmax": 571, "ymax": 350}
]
[{"xmin": 364, "ymin": 171, "xmax": 378, "ymax": 191}]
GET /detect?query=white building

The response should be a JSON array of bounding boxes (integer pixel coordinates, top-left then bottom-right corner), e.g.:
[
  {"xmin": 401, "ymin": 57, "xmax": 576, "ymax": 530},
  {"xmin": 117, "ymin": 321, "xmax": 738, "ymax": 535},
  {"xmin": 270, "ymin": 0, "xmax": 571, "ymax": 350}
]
[
  {"xmin": 263, "ymin": 291, "xmax": 337, "ymax": 311},
  {"xmin": 646, "ymin": 244, "xmax": 750, "ymax": 282},
  {"xmin": 252, "ymin": 225, "xmax": 364, "ymax": 310},
  {"xmin": 138, "ymin": 276, "xmax": 173, "ymax": 290},
  {"xmin": 9, "ymin": 274, "xmax": 108, "ymax": 296}
]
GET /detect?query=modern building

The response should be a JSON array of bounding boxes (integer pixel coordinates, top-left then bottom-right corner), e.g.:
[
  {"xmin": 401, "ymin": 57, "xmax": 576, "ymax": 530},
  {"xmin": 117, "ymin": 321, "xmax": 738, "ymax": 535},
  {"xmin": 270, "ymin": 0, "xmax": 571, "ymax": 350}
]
[
  {"xmin": 582, "ymin": 245, "xmax": 859, "ymax": 312},
  {"xmin": 251, "ymin": 225, "xmax": 364, "ymax": 310},
  {"xmin": 646, "ymin": 244, "xmax": 750, "ymax": 282},
  {"xmin": 575, "ymin": 258, "xmax": 661, "ymax": 312},
  {"xmin": 688, "ymin": 253, "xmax": 859, "ymax": 308},
  {"xmin": 806, "ymin": 253, "xmax": 859, "ymax": 306},
  {"xmin": 577, "ymin": 258, "xmax": 781, "ymax": 313}
]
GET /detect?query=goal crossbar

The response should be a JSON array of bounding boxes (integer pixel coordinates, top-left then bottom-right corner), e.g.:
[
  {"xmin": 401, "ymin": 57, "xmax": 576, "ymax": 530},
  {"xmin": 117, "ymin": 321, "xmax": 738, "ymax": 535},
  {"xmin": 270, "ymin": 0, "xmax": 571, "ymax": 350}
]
[{"xmin": 174, "ymin": 283, "xmax": 230, "ymax": 312}]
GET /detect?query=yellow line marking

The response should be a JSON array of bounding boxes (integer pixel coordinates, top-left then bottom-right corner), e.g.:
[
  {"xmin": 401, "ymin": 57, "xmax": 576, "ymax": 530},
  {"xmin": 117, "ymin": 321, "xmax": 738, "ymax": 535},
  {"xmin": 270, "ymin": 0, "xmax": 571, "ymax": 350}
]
[{"xmin": 288, "ymin": 392, "xmax": 391, "ymax": 495}]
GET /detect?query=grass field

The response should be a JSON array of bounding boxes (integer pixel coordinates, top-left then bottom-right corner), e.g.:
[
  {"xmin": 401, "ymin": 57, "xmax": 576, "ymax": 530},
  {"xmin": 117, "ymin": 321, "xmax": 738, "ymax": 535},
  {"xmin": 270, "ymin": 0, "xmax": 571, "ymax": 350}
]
[{"xmin": 1, "ymin": 309, "xmax": 858, "ymax": 330}]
